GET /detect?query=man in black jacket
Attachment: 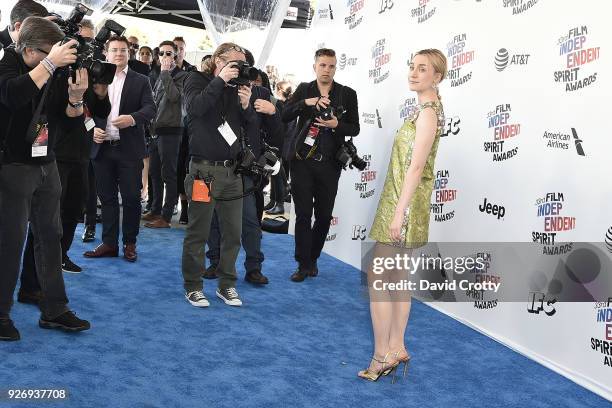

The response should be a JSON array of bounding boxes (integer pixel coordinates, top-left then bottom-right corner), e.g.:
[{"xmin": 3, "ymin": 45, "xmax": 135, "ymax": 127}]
[
  {"xmin": 83, "ymin": 36, "xmax": 156, "ymax": 263},
  {"xmin": 0, "ymin": 16, "xmax": 91, "ymax": 341},
  {"xmin": 282, "ymin": 48, "xmax": 360, "ymax": 282},
  {"xmin": 143, "ymin": 40, "xmax": 187, "ymax": 228},
  {"xmin": 0, "ymin": 0, "xmax": 48, "ymax": 49},
  {"xmin": 181, "ymin": 42, "xmax": 258, "ymax": 308}
]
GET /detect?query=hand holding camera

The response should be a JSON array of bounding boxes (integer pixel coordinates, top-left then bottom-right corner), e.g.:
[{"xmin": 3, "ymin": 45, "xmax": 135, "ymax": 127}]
[
  {"xmin": 47, "ymin": 39, "xmax": 79, "ymax": 68},
  {"xmin": 219, "ymin": 62, "xmax": 240, "ymax": 83},
  {"xmin": 237, "ymin": 85, "xmax": 252, "ymax": 110},
  {"xmin": 68, "ymin": 68, "xmax": 88, "ymax": 102}
]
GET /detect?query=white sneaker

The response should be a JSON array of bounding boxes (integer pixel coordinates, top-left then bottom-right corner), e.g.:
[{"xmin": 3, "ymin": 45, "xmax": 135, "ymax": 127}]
[
  {"xmin": 185, "ymin": 291, "xmax": 209, "ymax": 307},
  {"xmin": 216, "ymin": 287, "xmax": 242, "ymax": 306}
]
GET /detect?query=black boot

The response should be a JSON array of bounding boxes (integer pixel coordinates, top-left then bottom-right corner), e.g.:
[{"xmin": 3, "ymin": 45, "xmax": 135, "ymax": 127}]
[
  {"xmin": 266, "ymin": 203, "xmax": 285, "ymax": 215},
  {"xmin": 0, "ymin": 319, "xmax": 20, "ymax": 341}
]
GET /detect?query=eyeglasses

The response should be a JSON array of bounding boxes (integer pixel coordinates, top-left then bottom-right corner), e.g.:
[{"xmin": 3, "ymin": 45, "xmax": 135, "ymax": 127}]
[
  {"xmin": 160, "ymin": 51, "xmax": 175, "ymax": 57},
  {"xmin": 36, "ymin": 48, "xmax": 49, "ymax": 55}
]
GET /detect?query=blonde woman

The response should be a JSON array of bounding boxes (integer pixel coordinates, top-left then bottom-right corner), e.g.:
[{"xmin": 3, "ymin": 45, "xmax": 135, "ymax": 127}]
[{"xmin": 360, "ymin": 49, "xmax": 447, "ymax": 382}]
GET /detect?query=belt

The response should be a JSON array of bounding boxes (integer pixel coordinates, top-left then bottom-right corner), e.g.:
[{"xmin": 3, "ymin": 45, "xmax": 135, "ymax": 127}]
[
  {"xmin": 192, "ymin": 158, "xmax": 235, "ymax": 167},
  {"xmin": 103, "ymin": 139, "xmax": 121, "ymax": 146}
]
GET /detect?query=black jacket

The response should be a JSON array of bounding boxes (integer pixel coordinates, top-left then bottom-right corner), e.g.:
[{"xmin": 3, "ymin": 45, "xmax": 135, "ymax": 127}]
[
  {"xmin": 0, "ymin": 28, "xmax": 12, "ymax": 49},
  {"xmin": 184, "ymin": 72, "xmax": 258, "ymax": 161},
  {"xmin": 151, "ymin": 66, "xmax": 187, "ymax": 133},
  {"xmin": 0, "ymin": 48, "xmax": 85, "ymax": 164},
  {"xmin": 54, "ymin": 84, "xmax": 111, "ymax": 163},
  {"xmin": 91, "ymin": 68, "xmax": 156, "ymax": 161},
  {"xmin": 282, "ymin": 80, "xmax": 359, "ymax": 157},
  {"xmin": 247, "ymin": 85, "xmax": 284, "ymax": 157}
]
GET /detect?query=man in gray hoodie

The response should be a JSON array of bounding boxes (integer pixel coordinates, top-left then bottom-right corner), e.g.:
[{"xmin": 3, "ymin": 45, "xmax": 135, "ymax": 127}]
[{"xmin": 143, "ymin": 40, "xmax": 188, "ymax": 228}]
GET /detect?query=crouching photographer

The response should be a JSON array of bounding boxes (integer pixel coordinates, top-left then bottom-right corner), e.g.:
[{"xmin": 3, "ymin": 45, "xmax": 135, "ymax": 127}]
[
  {"xmin": 0, "ymin": 16, "xmax": 92, "ymax": 341},
  {"xmin": 282, "ymin": 48, "xmax": 360, "ymax": 283},
  {"xmin": 181, "ymin": 43, "xmax": 260, "ymax": 308}
]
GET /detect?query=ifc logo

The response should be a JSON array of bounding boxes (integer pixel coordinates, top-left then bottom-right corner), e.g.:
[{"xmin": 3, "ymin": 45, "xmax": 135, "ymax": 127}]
[
  {"xmin": 495, "ymin": 48, "xmax": 509, "ymax": 71},
  {"xmin": 606, "ymin": 226, "xmax": 612, "ymax": 253},
  {"xmin": 339, "ymin": 53, "xmax": 347, "ymax": 70}
]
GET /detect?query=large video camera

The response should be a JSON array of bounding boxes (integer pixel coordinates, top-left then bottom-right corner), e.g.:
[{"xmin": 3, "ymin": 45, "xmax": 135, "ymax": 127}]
[
  {"xmin": 227, "ymin": 60, "xmax": 258, "ymax": 86},
  {"xmin": 53, "ymin": 3, "xmax": 126, "ymax": 84},
  {"xmin": 336, "ymin": 138, "xmax": 367, "ymax": 171}
]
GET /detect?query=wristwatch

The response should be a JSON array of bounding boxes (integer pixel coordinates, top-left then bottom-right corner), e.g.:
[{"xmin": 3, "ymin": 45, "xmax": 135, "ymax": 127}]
[{"xmin": 68, "ymin": 99, "xmax": 84, "ymax": 108}]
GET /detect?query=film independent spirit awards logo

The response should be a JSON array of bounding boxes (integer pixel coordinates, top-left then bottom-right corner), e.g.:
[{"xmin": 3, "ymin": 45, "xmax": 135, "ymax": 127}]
[
  {"xmin": 345, "ymin": 0, "xmax": 366, "ymax": 30},
  {"xmin": 399, "ymin": 97, "xmax": 417, "ymax": 122},
  {"xmin": 542, "ymin": 127, "xmax": 586, "ymax": 156},
  {"xmin": 484, "ymin": 104, "xmax": 520, "ymax": 162},
  {"xmin": 554, "ymin": 25, "xmax": 600, "ymax": 92},
  {"xmin": 369, "ymin": 38, "xmax": 391, "ymax": 84},
  {"xmin": 465, "ymin": 252, "xmax": 500, "ymax": 310},
  {"xmin": 430, "ymin": 170, "xmax": 456, "ymax": 222},
  {"xmin": 354, "ymin": 154, "xmax": 376, "ymax": 199},
  {"xmin": 494, "ymin": 48, "xmax": 530, "ymax": 71},
  {"xmin": 591, "ymin": 298, "xmax": 612, "ymax": 367},
  {"xmin": 503, "ymin": 0, "xmax": 540, "ymax": 15},
  {"xmin": 531, "ymin": 192, "xmax": 576, "ymax": 255},
  {"xmin": 410, "ymin": 0, "xmax": 436, "ymax": 23},
  {"xmin": 338, "ymin": 53, "xmax": 358, "ymax": 70},
  {"xmin": 446, "ymin": 34, "xmax": 475, "ymax": 87}
]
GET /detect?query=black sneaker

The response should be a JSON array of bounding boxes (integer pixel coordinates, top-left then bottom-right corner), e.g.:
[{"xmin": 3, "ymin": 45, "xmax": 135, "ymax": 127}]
[
  {"xmin": 202, "ymin": 264, "xmax": 218, "ymax": 279},
  {"xmin": 290, "ymin": 268, "xmax": 308, "ymax": 282},
  {"xmin": 82, "ymin": 226, "xmax": 95, "ymax": 242},
  {"xmin": 17, "ymin": 289, "xmax": 42, "ymax": 305},
  {"xmin": 185, "ymin": 291, "xmax": 210, "ymax": 307},
  {"xmin": 0, "ymin": 319, "xmax": 20, "ymax": 341},
  {"xmin": 216, "ymin": 287, "xmax": 242, "ymax": 306},
  {"xmin": 39, "ymin": 311, "xmax": 90, "ymax": 332},
  {"xmin": 62, "ymin": 257, "xmax": 82, "ymax": 274},
  {"xmin": 245, "ymin": 270, "xmax": 269, "ymax": 285}
]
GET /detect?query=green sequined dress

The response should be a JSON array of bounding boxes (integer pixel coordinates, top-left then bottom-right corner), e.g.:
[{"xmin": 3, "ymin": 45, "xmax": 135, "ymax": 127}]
[{"xmin": 369, "ymin": 101, "xmax": 444, "ymax": 248}]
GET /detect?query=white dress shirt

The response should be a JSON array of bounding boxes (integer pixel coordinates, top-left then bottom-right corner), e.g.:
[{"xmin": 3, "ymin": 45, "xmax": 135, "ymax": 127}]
[{"xmin": 105, "ymin": 66, "xmax": 130, "ymax": 140}]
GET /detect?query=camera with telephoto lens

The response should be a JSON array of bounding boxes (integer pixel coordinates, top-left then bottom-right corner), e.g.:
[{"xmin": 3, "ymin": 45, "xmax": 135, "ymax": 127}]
[
  {"xmin": 54, "ymin": 3, "xmax": 126, "ymax": 85},
  {"xmin": 336, "ymin": 138, "xmax": 367, "ymax": 171},
  {"xmin": 227, "ymin": 60, "xmax": 259, "ymax": 86}
]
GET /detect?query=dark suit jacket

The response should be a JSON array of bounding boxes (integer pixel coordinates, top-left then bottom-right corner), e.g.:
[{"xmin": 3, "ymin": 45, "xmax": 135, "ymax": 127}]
[
  {"xmin": 92, "ymin": 68, "xmax": 156, "ymax": 161},
  {"xmin": 0, "ymin": 28, "xmax": 12, "ymax": 49}
]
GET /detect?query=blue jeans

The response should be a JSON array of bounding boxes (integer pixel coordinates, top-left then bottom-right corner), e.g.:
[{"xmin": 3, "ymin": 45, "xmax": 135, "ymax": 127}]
[{"xmin": 207, "ymin": 176, "xmax": 264, "ymax": 273}]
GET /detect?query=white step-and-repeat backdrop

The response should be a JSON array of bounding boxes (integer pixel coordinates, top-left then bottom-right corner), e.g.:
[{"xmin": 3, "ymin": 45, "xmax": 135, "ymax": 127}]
[{"xmin": 268, "ymin": 0, "xmax": 611, "ymax": 400}]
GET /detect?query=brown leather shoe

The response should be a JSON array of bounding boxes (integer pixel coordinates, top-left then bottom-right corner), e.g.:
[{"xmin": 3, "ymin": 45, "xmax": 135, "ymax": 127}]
[
  {"xmin": 141, "ymin": 212, "xmax": 161, "ymax": 222},
  {"xmin": 145, "ymin": 218, "xmax": 170, "ymax": 228},
  {"xmin": 83, "ymin": 243, "xmax": 119, "ymax": 258},
  {"xmin": 123, "ymin": 243, "xmax": 137, "ymax": 262}
]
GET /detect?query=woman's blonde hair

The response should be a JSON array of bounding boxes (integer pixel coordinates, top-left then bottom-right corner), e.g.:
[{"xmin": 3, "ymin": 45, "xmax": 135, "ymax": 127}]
[
  {"xmin": 414, "ymin": 48, "xmax": 448, "ymax": 101},
  {"xmin": 202, "ymin": 42, "xmax": 246, "ymax": 75}
]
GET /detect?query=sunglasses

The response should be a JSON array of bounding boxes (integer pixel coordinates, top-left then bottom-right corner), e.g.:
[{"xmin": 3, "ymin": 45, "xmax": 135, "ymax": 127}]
[
  {"xmin": 221, "ymin": 45, "xmax": 246, "ymax": 56},
  {"xmin": 160, "ymin": 51, "xmax": 175, "ymax": 57}
]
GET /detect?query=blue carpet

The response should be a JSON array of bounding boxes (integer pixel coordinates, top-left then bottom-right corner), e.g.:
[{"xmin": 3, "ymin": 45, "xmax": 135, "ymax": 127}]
[{"xmin": 2, "ymin": 225, "xmax": 609, "ymax": 407}]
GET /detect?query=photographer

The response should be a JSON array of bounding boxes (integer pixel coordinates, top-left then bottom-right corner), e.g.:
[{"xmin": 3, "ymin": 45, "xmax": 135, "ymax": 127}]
[
  {"xmin": 282, "ymin": 48, "xmax": 360, "ymax": 282},
  {"xmin": 142, "ymin": 40, "xmax": 187, "ymax": 229},
  {"xmin": 205, "ymin": 68, "xmax": 284, "ymax": 285},
  {"xmin": 0, "ymin": 16, "xmax": 91, "ymax": 341},
  {"xmin": 181, "ymin": 42, "xmax": 259, "ymax": 308},
  {"xmin": 0, "ymin": 0, "xmax": 49, "ymax": 48}
]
